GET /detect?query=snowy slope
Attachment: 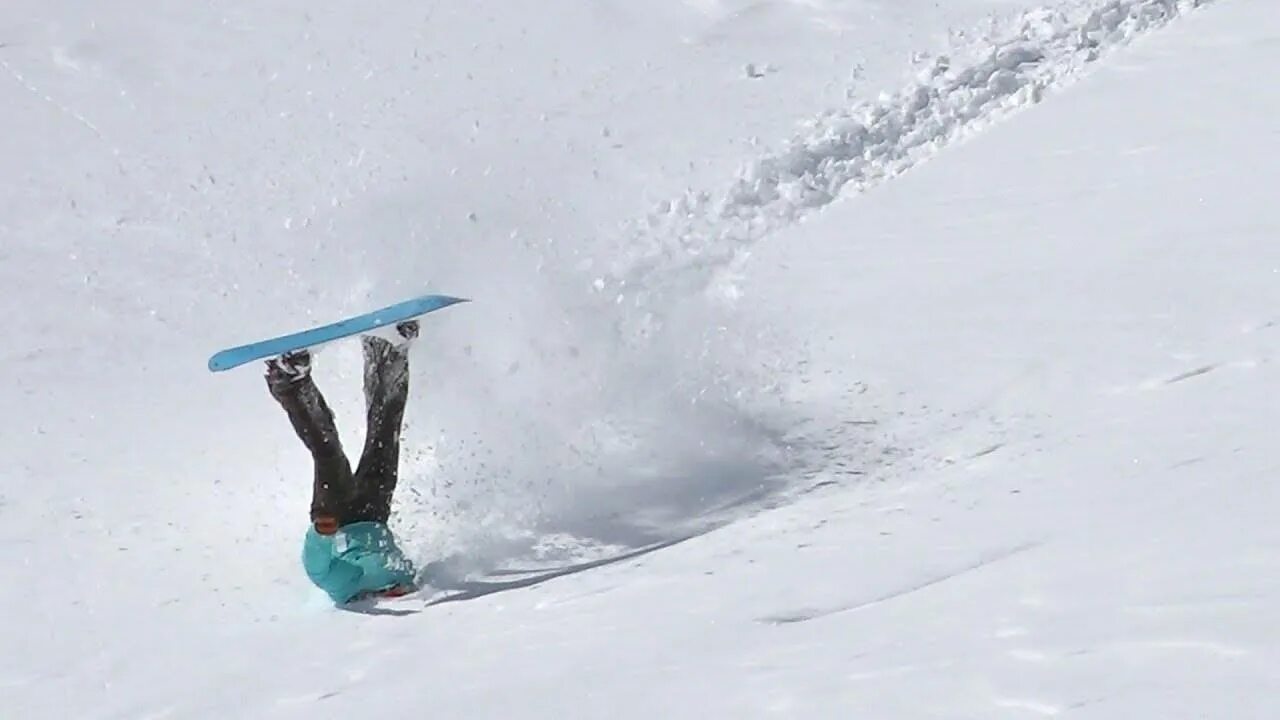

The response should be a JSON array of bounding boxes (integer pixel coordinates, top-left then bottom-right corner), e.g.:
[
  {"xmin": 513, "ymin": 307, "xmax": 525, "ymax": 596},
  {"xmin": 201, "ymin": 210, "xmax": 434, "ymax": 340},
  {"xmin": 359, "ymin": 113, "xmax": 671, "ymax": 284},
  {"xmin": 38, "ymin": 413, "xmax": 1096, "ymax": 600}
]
[
  {"xmin": 1, "ymin": 0, "xmax": 1028, "ymax": 619},
  {"xmin": 4, "ymin": 0, "xmax": 1276, "ymax": 717}
]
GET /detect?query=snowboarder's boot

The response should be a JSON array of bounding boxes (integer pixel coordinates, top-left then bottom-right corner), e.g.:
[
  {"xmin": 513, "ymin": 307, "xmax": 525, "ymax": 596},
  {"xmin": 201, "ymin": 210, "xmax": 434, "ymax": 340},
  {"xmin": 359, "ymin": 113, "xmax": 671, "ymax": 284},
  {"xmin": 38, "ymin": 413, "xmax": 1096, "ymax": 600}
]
[
  {"xmin": 393, "ymin": 319, "xmax": 419, "ymax": 349},
  {"xmin": 265, "ymin": 349, "xmax": 313, "ymax": 397}
]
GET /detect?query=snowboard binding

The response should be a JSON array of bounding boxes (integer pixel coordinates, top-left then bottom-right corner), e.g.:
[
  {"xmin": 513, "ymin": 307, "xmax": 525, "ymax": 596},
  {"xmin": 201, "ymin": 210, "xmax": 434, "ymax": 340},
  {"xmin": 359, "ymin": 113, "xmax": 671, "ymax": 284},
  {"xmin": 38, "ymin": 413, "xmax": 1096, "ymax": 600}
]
[
  {"xmin": 393, "ymin": 320, "xmax": 419, "ymax": 347},
  {"xmin": 264, "ymin": 349, "xmax": 312, "ymax": 390},
  {"xmin": 264, "ymin": 319, "xmax": 419, "ymax": 394}
]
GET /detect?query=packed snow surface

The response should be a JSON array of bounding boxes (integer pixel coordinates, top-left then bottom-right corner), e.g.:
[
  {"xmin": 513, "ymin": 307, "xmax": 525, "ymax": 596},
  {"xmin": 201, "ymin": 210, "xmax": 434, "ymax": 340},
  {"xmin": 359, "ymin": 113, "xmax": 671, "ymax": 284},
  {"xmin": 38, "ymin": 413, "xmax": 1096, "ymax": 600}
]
[{"xmin": 2, "ymin": 0, "xmax": 1275, "ymax": 717}]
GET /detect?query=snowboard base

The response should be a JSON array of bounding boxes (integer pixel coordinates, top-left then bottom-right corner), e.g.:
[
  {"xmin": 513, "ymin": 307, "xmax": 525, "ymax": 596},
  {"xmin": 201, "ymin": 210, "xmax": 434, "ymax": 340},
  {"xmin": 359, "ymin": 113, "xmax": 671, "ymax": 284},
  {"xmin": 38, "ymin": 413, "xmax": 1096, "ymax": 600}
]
[{"xmin": 208, "ymin": 293, "xmax": 467, "ymax": 372}]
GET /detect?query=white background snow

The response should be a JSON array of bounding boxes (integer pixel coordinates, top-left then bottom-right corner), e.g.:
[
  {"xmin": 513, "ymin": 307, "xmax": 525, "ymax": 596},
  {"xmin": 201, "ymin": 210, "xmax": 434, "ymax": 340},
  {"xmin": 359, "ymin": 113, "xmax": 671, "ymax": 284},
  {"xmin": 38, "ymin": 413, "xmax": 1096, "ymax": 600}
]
[{"xmin": 2, "ymin": 0, "xmax": 1275, "ymax": 717}]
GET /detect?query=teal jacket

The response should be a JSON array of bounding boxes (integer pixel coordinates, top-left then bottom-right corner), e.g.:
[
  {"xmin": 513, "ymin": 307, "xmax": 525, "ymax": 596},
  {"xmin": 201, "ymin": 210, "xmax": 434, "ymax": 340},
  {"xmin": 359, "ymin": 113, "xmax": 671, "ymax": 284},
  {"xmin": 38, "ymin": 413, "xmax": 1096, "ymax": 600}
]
[{"xmin": 301, "ymin": 521, "xmax": 416, "ymax": 604}]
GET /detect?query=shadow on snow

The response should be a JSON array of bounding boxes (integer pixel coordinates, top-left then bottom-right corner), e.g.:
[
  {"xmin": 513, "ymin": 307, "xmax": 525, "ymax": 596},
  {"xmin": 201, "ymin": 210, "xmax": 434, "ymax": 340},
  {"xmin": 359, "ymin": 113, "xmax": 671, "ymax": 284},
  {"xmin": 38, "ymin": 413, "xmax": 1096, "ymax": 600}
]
[{"xmin": 341, "ymin": 535, "xmax": 694, "ymax": 617}]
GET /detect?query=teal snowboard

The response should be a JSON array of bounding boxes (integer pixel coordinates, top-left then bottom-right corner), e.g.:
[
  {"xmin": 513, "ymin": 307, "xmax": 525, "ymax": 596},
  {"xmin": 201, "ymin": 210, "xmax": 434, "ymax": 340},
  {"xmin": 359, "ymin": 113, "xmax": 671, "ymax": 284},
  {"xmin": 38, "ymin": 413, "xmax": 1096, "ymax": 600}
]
[{"xmin": 208, "ymin": 293, "xmax": 468, "ymax": 372}]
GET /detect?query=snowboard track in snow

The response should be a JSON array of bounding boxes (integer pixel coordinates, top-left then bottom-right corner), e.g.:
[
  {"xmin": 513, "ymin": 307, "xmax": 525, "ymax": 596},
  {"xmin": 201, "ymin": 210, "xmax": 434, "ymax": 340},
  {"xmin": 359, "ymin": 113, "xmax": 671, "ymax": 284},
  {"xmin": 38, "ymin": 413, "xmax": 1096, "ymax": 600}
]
[
  {"xmin": 605, "ymin": 0, "xmax": 1217, "ymax": 315},
  {"xmin": 575, "ymin": 0, "xmax": 1218, "ymax": 550}
]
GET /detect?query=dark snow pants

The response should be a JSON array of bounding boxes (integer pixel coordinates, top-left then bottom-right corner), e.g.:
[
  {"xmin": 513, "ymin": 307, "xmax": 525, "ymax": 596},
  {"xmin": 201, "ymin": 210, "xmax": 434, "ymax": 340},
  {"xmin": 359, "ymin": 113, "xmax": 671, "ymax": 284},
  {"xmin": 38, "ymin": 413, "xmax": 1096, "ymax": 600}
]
[{"xmin": 269, "ymin": 337, "xmax": 410, "ymax": 527}]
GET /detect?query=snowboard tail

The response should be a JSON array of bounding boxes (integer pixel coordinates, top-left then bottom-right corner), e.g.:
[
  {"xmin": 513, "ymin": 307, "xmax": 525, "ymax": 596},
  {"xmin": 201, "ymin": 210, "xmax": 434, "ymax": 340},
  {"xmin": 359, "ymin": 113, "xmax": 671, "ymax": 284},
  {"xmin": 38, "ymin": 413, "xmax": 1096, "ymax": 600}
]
[{"xmin": 208, "ymin": 294, "xmax": 468, "ymax": 372}]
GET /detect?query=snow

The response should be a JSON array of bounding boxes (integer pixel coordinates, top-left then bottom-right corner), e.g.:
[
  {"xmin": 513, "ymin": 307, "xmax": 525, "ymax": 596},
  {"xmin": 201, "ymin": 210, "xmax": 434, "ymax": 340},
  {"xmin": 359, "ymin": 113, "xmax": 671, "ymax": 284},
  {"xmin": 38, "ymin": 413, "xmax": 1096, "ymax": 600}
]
[{"xmin": 3, "ymin": 0, "xmax": 1276, "ymax": 717}]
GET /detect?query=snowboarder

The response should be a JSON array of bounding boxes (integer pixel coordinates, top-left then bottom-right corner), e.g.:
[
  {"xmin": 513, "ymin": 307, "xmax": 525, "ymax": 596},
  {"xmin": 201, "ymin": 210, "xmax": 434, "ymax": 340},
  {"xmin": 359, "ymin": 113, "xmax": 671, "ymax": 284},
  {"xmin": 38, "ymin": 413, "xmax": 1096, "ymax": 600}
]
[{"xmin": 265, "ymin": 321, "xmax": 421, "ymax": 604}]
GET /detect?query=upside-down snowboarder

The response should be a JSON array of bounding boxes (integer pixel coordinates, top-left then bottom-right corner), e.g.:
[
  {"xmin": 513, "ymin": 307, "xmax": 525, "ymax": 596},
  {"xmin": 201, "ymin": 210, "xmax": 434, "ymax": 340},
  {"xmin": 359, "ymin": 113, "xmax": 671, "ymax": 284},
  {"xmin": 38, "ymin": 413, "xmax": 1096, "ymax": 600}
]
[{"xmin": 264, "ymin": 321, "xmax": 421, "ymax": 603}]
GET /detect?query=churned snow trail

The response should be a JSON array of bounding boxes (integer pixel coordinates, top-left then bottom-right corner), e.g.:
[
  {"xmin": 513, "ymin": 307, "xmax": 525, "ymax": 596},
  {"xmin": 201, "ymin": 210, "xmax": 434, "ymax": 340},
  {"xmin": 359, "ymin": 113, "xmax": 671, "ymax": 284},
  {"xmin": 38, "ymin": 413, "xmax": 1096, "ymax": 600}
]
[{"xmin": 604, "ymin": 0, "xmax": 1217, "ymax": 320}]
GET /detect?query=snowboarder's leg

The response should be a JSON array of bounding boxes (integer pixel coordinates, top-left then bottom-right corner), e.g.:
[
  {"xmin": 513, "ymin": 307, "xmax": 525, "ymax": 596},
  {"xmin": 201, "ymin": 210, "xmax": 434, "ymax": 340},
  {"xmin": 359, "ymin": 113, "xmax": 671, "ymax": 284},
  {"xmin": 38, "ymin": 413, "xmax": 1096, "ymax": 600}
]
[
  {"xmin": 350, "ymin": 323, "xmax": 416, "ymax": 523},
  {"xmin": 266, "ymin": 350, "xmax": 356, "ymax": 533}
]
